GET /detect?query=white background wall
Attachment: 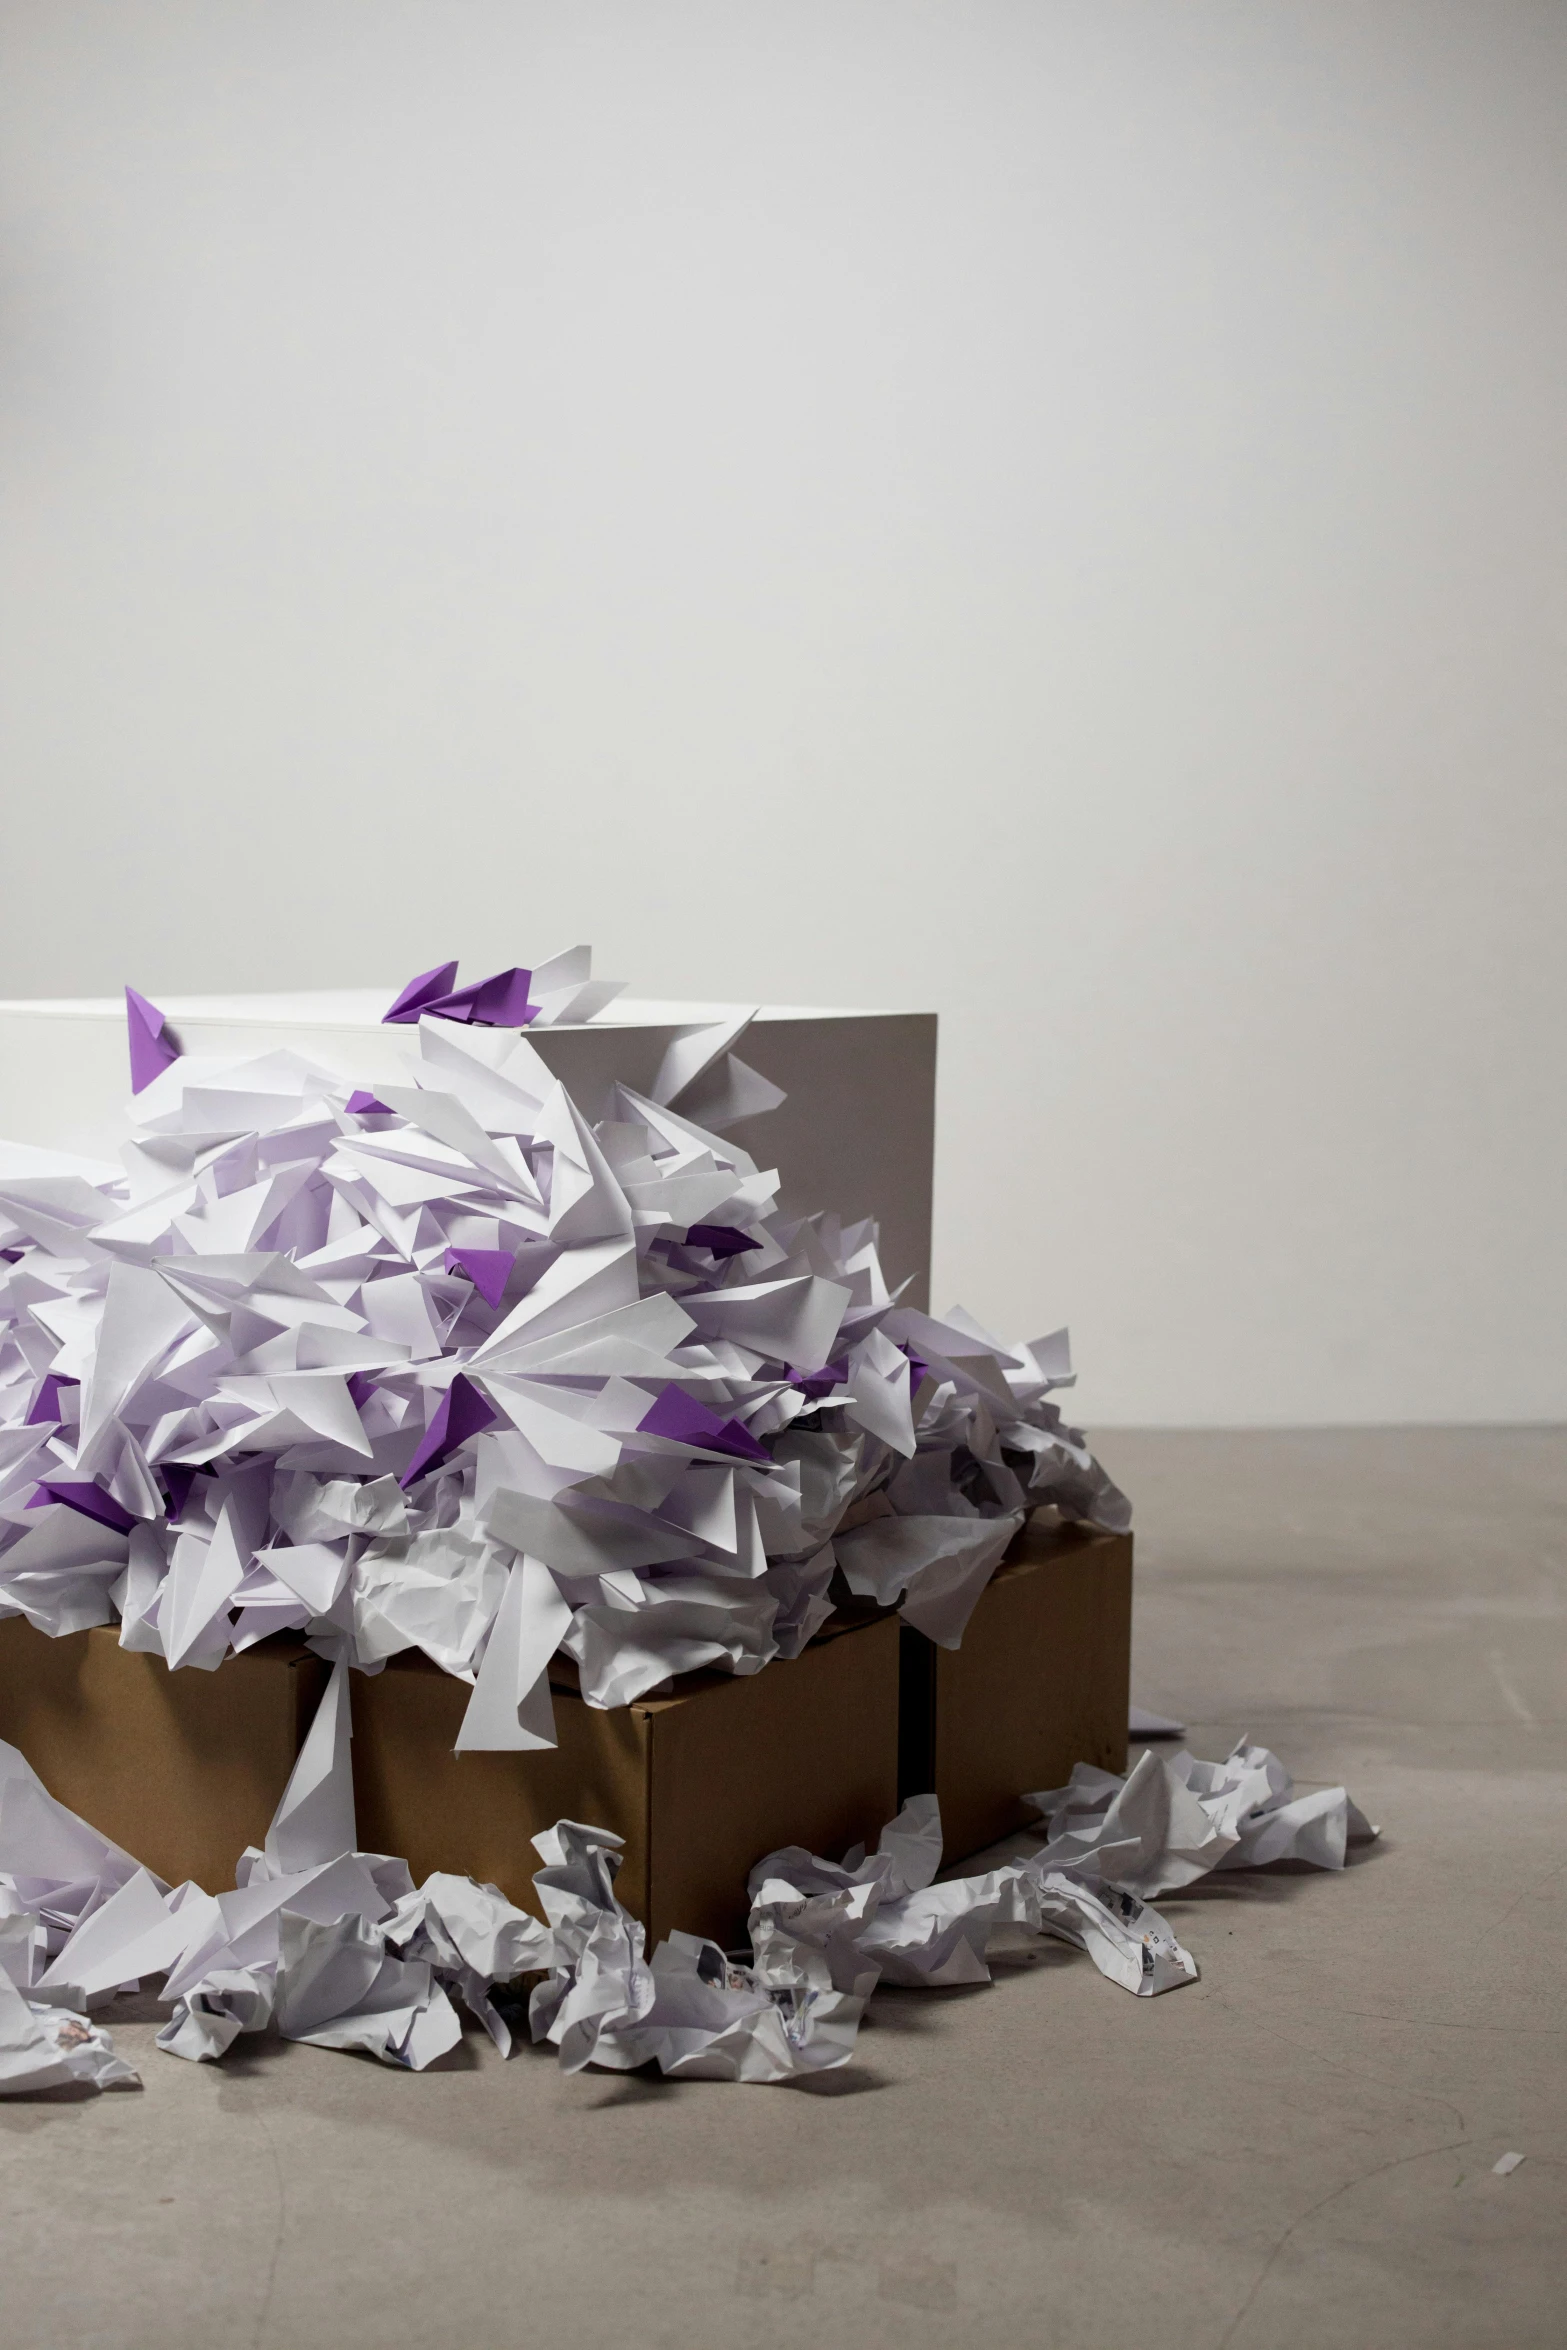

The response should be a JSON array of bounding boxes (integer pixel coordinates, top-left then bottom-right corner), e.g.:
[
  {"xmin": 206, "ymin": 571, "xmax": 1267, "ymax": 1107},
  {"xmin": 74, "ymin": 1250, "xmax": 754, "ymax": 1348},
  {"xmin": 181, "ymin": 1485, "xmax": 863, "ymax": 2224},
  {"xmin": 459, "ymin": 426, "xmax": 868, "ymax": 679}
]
[{"xmin": 2, "ymin": 1, "xmax": 1563, "ymax": 1427}]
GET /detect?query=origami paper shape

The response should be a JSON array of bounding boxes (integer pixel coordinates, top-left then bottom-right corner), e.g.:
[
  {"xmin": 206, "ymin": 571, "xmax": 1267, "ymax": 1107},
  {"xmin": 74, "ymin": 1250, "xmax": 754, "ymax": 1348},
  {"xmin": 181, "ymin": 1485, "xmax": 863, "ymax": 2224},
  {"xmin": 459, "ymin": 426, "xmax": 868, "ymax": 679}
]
[
  {"xmin": 382, "ymin": 962, "xmax": 536, "ymax": 1028},
  {"xmin": 444, "ymin": 1247, "xmax": 515, "ymax": 1308},
  {"xmin": 399, "ymin": 1373, "xmax": 498, "ymax": 1489},
  {"xmin": 383, "ymin": 951, "xmax": 626, "ymax": 1032},
  {"xmin": 423, "ymin": 967, "xmax": 537, "ymax": 1027},
  {"xmin": 683, "ymin": 1224, "xmax": 760, "ymax": 1259},
  {"xmin": 124, "ymin": 987, "xmax": 179, "ymax": 1093},
  {"xmin": 637, "ymin": 1384, "xmax": 769, "ymax": 1464},
  {"xmin": 25, "ymin": 1374, "xmax": 77, "ymax": 1426},
  {"xmin": 381, "ymin": 962, "xmax": 459, "ymax": 1023},
  {"xmin": 26, "ymin": 1480, "xmax": 138, "ymax": 1537}
]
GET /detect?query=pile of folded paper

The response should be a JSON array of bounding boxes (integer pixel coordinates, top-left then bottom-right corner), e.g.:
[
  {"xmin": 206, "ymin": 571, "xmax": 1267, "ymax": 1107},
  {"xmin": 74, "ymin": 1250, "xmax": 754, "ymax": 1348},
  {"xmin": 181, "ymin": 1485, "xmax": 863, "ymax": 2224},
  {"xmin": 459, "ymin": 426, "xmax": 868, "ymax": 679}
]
[{"xmin": 0, "ymin": 960, "xmax": 1128, "ymax": 1747}]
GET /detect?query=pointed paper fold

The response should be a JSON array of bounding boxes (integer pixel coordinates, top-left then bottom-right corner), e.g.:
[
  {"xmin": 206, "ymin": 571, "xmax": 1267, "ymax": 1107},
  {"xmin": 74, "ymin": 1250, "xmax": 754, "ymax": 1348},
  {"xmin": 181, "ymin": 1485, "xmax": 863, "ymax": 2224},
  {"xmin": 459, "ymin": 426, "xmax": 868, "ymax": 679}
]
[
  {"xmin": 637, "ymin": 1385, "xmax": 769, "ymax": 1464},
  {"xmin": 425, "ymin": 967, "xmax": 537, "ymax": 1026},
  {"xmin": 25, "ymin": 1373, "xmax": 78, "ymax": 1425},
  {"xmin": 444, "ymin": 1248, "xmax": 515, "ymax": 1308},
  {"xmin": 264, "ymin": 1661, "xmax": 357, "ymax": 1872},
  {"xmin": 26, "ymin": 1480, "xmax": 137, "ymax": 1536},
  {"xmin": 125, "ymin": 987, "xmax": 180, "ymax": 1093},
  {"xmin": 382, "ymin": 962, "xmax": 459, "ymax": 1024},
  {"xmin": 683, "ymin": 1224, "xmax": 759, "ymax": 1259},
  {"xmin": 399, "ymin": 1372, "xmax": 497, "ymax": 1488},
  {"xmin": 455, "ymin": 1556, "xmax": 570, "ymax": 1751},
  {"xmin": 382, "ymin": 962, "xmax": 537, "ymax": 1029}
]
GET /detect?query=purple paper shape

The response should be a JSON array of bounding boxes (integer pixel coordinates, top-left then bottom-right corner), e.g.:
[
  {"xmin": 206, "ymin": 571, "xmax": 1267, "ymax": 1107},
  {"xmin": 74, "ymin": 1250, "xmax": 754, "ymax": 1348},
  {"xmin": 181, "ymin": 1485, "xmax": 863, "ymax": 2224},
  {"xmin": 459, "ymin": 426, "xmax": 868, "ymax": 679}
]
[
  {"xmin": 444, "ymin": 1248, "xmax": 515, "ymax": 1309},
  {"xmin": 125, "ymin": 987, "xmax": 180, "ymax": 1093},
  {"xmin": 345, "ymin": 1370, "xmax": 378, "ymax": 1410},
  {"xmin": 901, "ymin": 1346, "xmax": 931, "ymax": 1390},
  {"xmin": 25, "ymin": 1373, "xmax": 79, "ymax": 1425},
  {"xmin": 382, "ymin": 962, "xmax": 460, "ymax": 1024},
  {"xmin": 345, "ymin": 1089, "xmax": 393, "ymax": 1116},
  {"xmin": 162, "ymin": 1464, "xmax": 199, "ymax": 1523},
  {"xmin": 399, "ymin": 1372, "xmax": 497, "ymax": 1489},
  {"xmin": 637, "ymin": 1385, "xmax": 769, "ymax": 1464},
  {"xmin": 684, "ymin": 1224, "xmax": 760, "ymax": 1260},
  {"xmin": 424, "ymin": 967, "xmax": 537, "ymax": 1027},
  {"xmin": 790, "ymin": 1360, "xmax": 849, "ymax": 1402},
  {"xmin": 383, "ymin": 962, "xmax": 540, "ymax": 1029},
  {"xmin": 28, "ymin": 1480, "xmax": 137, "ymax": 1536}
]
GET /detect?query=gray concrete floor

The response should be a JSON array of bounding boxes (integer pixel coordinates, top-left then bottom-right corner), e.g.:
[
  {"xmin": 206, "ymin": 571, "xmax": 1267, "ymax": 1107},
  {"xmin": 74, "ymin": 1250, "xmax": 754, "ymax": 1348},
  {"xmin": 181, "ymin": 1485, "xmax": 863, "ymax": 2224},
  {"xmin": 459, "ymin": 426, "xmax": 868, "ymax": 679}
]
[{"xmin": 4, "ymin": 1428, "xmax": 1564, "ymax": 2349}]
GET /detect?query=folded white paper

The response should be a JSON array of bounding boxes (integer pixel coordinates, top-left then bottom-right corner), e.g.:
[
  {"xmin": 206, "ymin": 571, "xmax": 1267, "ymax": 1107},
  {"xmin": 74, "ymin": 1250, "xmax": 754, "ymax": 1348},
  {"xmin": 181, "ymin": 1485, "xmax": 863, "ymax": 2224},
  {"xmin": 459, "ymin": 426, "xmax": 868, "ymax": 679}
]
[{"xmin": 0, "ymin": 954, "xmax": 1130, "ymax": 1738}]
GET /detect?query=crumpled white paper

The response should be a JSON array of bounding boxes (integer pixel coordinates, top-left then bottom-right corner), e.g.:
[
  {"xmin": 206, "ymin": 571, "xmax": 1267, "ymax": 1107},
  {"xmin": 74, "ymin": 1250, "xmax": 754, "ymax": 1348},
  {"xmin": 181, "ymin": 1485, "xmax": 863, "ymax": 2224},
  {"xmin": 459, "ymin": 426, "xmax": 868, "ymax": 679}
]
[
  {"xmin": 0, "ymin": 1970, "xmax": 139, "ymax": 2094},
  {"xmin": 0, "ymin": 954, "xmax": 1128, "ymax": 1747},
  {"xmin": 0, "ymin": 1654, "xmax": 1375, "ymax": 2093},
  {"xmin": 1027, "ymin": 1742, "xmax": 1379, "ymax": 1895}
]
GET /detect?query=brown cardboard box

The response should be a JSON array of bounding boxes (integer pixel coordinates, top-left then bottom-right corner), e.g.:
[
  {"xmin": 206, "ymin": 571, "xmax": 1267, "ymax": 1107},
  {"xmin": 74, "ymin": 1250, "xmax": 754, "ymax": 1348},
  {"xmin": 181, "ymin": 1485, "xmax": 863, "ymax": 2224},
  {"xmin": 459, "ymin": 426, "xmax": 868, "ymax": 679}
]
[
  {"xmin": 898, "ymin": 1516, "xmax": 1132, "ymax": 1864},
  {"xmin": 352, "ymin": 1615, "xmax": 902, "ymax": 1950},
  {"xmin": 0, "ymin": 1619, "xmax": 328, "ymax": 1891}
]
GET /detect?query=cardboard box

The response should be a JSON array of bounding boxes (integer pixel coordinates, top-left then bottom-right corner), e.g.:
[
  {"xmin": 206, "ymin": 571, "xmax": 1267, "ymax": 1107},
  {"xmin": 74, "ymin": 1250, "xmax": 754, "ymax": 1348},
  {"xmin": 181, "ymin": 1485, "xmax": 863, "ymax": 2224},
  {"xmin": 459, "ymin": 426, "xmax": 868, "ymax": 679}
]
[
  {"xmin": 0, "ymin": 1619, "xmax": 327, "ymax": 1892},
  {"xmin": 351, "ymin": 1615, "xmax": 902, "ymax": 1950},
  {"xmin": 898, "ymin": 1517, "xmax": 1132, "ymax": 1865},
  {"xmin": 0, "ymin": 992, "xmax": 938, "ymax": 1306}
]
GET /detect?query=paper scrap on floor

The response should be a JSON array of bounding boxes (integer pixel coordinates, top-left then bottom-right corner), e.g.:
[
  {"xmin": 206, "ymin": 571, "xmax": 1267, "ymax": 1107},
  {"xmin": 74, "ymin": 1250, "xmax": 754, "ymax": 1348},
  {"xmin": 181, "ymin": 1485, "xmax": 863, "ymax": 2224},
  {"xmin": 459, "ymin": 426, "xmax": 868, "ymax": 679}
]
[{"xmin": 0, "ymin": 1664, "xmax": 1375, "ymax": 2093}]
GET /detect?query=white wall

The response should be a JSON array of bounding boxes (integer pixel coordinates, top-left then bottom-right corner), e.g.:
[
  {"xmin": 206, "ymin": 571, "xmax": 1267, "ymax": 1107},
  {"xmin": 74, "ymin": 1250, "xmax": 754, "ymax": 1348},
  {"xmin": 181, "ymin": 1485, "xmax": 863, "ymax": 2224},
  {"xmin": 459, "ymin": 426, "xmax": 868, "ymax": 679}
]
[{"xmin": 2, "ymin": 1, "xmax": 1563, "ymax": 1426}]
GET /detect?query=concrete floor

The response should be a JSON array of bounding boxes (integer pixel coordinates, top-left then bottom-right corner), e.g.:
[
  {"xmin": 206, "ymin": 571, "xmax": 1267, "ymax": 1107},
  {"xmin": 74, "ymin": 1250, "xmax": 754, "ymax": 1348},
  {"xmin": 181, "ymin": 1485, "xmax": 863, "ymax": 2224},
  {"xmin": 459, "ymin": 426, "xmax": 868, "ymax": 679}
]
[{"xmin": 4, "ymin": 1428, "xmax": 1563, "ymax": 2349}]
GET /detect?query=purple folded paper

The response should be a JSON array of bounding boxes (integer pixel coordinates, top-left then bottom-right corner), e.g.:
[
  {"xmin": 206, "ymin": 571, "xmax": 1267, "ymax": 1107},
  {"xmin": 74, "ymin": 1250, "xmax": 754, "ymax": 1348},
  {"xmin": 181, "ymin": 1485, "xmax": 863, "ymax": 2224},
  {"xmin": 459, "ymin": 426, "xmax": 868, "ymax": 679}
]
[
  {"xmin": 28, "ymin": 1480, "xmax": 138, "ymax": 1536},
  {"xmin": 162, "ymin": 1465, "xmax": 199, "ymax": 1523},
  {"xmin": 382, "ymin": 962, "xmax": 460, "ymax": 1024},
  {"xmin": 125, "ymin": 988, "xmax": 179, "ymax": 1094},
  {"xmin": 428, "ymin": 967, "xmax": 537, "ymax": 1026},
  {"xmin": 400, "ymin": 1373, "xmax": 497, "ymax": 1489},
  {"xmin": 637, "ymin": 1384, "xmax": 770, "ymax": 1464},
  {"xmin": 444, "ymin": 1248, "xmax": 514, "ymax": 1309},
  {"xmin": 382, "ymin": 962, "xmax": 538, "ymax": 1029},
  {"xmin": 791, "ymin": 1360, "xmax": 849, "ymax": 1402},
  {"xmin": 345, "ymin": 1089, "xmax": 393, "ymax": 1116},
  {"xmin": 684, "ymin": 1224, "xmax": 760, "ymax": 1260},
  {"xmin": 25, "ymin": 1373, "xmax": 78, "ymax": 1425}
]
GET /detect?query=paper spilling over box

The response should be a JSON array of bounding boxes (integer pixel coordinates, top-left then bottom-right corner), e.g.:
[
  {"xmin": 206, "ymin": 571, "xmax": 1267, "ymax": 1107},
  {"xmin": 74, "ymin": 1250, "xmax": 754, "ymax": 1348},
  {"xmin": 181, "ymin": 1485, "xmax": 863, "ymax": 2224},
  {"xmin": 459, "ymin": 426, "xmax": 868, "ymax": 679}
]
[
  {"xmin": 898, "ymin": 1518, "xmax": 1133, "ymax": 1863},
  {"xmin": 0, "ymin": 943, "xmax": 1137, "ymax": 2013},
  {"xmin": 0, "ymin": 1616, "xmax": 325, "ymax": 1891},
  {"xmin": 0, "ymin": 947, "xmax": 1130, "ymax": 1760},
  {"xmin": 0, "ymin": 1629, "xmax": 1375, "ymax": 2095},
  {"xmin": 353, "ymin": 1613, "xmax": 901, "ymax": 1949},
  {"xmin": 0, "ymin": 1513, "xmax": 1131, "ymax": 1943},
  {"xmin": 0, "ymin": 955, "xmax": 1382, "ymax": 2102}
]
